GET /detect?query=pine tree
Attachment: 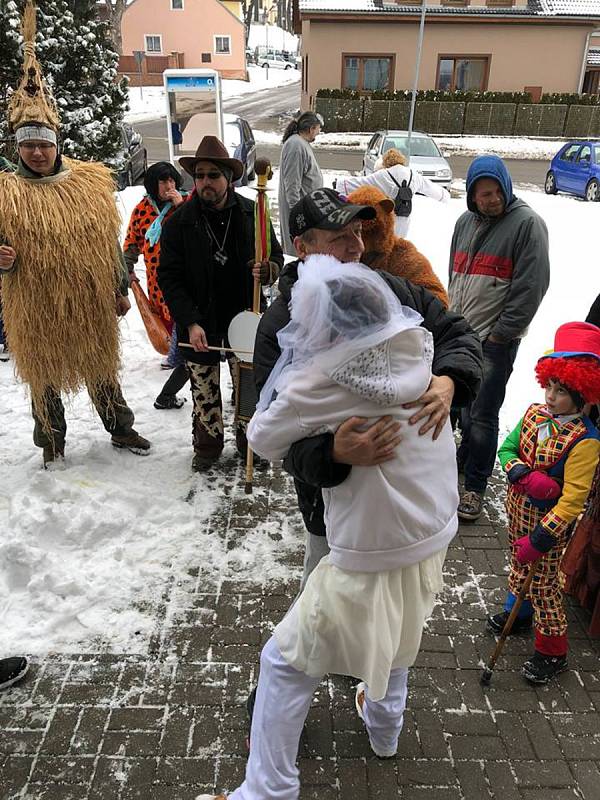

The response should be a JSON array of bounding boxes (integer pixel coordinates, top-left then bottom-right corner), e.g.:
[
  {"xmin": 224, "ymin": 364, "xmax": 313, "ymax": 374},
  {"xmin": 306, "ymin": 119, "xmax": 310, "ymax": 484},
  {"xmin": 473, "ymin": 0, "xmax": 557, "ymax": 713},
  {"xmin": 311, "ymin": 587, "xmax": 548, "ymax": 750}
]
[{"xmin": 0, "ymin": 0, "xmax": 129, "ymax": 164}]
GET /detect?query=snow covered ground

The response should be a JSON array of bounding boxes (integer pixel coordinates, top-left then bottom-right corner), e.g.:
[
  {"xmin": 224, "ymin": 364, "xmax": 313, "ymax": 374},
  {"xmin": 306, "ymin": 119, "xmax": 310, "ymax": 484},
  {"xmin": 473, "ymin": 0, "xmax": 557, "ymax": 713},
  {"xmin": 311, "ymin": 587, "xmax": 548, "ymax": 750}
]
[
  {"xmin": 125, "ymin": 66, "xmax": 300, "ymax": 124},
  {"xmin": 0, "ymin": 171, "xmax": 595, "ymax": 658}
]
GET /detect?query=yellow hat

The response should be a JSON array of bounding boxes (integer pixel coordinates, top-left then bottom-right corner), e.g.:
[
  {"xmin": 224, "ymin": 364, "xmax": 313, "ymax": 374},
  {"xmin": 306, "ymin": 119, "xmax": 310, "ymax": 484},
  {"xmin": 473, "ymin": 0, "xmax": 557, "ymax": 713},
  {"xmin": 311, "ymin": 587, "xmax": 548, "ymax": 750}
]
[{"xmin": 8, "ymin": 1, "xmax": 61, "ymax": 136}]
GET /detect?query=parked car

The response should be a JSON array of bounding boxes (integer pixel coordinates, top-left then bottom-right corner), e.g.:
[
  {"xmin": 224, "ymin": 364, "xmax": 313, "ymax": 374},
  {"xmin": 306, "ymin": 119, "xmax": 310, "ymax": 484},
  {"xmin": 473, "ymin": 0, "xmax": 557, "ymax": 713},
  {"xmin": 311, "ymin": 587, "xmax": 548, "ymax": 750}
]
[
  {"xmin": 545, "ymin": 141, "xmax": 600, "ymax": 201},
  {"xmin": 259, "ymin": 54, "xmax": 294, "ymax": 70},
  {"xmin": 362, "ymin": 130, "xmax": 452, "ymax": 188},
  {"xmin": 116, "ymin": 123, "xmax": 147, "ymax": 190},
  {"xmin": 223, "ymin": 112, "xmax": 256, "ymax": 185}
]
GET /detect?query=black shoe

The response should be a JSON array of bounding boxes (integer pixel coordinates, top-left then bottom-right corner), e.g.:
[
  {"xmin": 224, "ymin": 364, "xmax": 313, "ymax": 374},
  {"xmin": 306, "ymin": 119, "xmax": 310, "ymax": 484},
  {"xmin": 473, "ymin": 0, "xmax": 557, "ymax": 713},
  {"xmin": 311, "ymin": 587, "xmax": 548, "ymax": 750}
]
[
  {"xmin": 43, "ymin": 443, "xmax": 64, "ymax": 468},
  {"xmin": 154, "ymin": 394, "xmax": 186, "ymax": 410},
  {"xmin": 111, "ymin": 429, "xmax": 151, "ymax": 455},
  {"xmin": 486, "ymin": 611, "xmax": 533, "ymax": 636},
  {"xmin": 522, "ymin": 651, "xmax": 568, "ymax": 685},
  {"xmin": 192, "ymin": 452, "xmax": 219, "ymax": 472},
  {"xmin": 0, "ymin": 657, "xmax": 29, "ymax": 691}
]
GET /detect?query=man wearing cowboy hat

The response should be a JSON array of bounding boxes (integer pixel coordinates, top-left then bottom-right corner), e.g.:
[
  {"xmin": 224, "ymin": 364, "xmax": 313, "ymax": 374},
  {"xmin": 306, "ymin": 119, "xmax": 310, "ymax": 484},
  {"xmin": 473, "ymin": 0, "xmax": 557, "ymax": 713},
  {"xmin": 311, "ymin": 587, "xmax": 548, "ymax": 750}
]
[{"xmin": 158, "ymin": 136, "xmax": 284, "ymax": 472}]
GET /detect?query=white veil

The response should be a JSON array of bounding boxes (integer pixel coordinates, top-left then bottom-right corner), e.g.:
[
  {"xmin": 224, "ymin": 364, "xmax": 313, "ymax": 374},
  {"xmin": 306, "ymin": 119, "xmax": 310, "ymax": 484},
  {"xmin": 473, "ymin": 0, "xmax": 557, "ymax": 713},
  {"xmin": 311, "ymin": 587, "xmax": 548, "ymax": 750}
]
[{"xmin": 256, "ymin": 255, "xmax": 424, "ymax": 411}]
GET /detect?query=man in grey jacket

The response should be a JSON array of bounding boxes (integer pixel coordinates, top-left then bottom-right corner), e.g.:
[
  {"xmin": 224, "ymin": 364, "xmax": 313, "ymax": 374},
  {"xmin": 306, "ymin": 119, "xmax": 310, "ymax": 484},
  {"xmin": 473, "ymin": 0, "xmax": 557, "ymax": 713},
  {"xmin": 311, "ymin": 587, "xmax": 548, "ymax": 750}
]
[
  {"xmin": 449, "ymin": 155, "xmax": 550, "ymax": 521},
  {"xmin": 278, "ymin": 111, "xmax": 323, "ymax": 254}
]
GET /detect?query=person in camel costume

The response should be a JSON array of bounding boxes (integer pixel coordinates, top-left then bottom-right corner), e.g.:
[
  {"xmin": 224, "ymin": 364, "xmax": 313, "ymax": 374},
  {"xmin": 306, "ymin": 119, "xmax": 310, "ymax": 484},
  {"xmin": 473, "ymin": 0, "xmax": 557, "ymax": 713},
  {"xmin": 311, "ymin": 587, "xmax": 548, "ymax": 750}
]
[{"xmin": 347, "ymin": 185, "xmax": 449, "ymax": 308}]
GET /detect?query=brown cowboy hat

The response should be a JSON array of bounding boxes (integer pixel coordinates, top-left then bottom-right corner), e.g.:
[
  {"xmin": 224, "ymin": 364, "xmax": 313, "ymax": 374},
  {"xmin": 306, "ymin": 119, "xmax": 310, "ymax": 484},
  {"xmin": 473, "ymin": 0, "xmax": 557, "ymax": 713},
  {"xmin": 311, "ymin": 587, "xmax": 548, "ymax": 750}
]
[{"xmin": 179, "ymin": 135, "xmax": 244, "ymax": 181}]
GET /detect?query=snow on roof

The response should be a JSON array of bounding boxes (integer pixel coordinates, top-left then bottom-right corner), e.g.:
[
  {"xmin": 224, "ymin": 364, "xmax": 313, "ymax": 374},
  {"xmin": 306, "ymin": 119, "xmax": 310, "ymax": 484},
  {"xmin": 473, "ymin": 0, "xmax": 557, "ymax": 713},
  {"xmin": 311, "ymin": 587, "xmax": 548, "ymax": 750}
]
[{"xmin": 299, "ymin": 0, "xmax": 600, "ymax": 16}]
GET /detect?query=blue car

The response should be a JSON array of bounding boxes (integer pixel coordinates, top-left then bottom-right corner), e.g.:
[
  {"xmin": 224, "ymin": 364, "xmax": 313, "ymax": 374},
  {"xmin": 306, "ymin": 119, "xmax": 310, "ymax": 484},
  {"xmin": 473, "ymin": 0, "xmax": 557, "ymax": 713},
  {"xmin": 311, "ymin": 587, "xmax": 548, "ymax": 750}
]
[{"xmin": 545, "ymin": 141, "xmax": 600, "ymax": 202}]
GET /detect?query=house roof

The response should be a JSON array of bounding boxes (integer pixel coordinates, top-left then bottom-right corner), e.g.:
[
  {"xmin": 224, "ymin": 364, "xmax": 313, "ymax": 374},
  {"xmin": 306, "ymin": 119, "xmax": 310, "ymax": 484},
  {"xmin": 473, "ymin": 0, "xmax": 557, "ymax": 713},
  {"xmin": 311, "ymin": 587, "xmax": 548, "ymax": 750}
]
[
  {"xmin": 588, "ymin": 48, "xmax": 600, "ymax": 66},
  {"xmin": 299, "ymin": 0, "xmax": 600, "ymax": 18}
]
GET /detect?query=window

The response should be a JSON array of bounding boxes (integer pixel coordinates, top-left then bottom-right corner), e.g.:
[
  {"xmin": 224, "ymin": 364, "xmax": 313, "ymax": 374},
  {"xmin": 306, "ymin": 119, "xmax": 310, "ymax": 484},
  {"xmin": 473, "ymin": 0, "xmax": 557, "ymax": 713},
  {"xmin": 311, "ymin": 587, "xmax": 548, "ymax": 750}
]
[
  {"xmin": 577, "ymin": 145, "xmax": 592, "ymax": 164},
  {"xmin": 342, "ymin": 55, "xmax": 393, "ymax": 92},
  {"xmin": 214, "ymin": 35, "xmax": 231, "ymax": 55},
  {"xmin": 202, "ymin": 52, "xmax": 212, "ymax": 63},
  {"xmin": 595, "ymin": 147, "xmax": 600, "ymax": 166},
  {"xmin": 144, "ymin": 35, "xmax": 162, "ymax": 53},
  {"xmin": 171, "ymin": 0, "xmax": 183, "ymax": 8},
  {"xmin": 561, "ymin": 144, "xmax": 581, "ymax": 162},
  {"xmin": 436, "ymin": 56, "xmax": 489, "ymax": 92},
  {"xmin": 383, "ymin": 135, "xmax": 441, "ymax": 159}
]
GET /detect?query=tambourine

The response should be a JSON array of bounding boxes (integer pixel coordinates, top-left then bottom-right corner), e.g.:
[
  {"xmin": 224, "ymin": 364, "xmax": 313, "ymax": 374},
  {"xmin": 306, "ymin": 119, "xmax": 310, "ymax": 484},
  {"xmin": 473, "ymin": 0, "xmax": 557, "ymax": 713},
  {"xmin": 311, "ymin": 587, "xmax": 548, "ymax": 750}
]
[{"xmin": 227, "ymin": 310, "xmax": 261, "ymax": 362}]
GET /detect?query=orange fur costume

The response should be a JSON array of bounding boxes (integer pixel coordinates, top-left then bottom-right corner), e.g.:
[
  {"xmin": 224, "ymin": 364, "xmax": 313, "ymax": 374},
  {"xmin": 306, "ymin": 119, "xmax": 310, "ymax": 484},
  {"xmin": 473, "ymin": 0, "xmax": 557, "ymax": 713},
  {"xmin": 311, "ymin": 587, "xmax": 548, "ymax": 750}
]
[{"xmin": 348, "ymin": 185, "xmax": 449, "ymax": 308}]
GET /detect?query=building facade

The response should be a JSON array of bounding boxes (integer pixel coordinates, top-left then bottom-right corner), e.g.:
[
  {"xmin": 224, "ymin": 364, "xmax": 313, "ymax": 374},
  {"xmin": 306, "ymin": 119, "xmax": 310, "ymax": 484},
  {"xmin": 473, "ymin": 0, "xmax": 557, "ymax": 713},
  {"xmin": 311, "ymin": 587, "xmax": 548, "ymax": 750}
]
[{"xmin": 298, "ymin": 0, "xmax": 600, "ymax": 108}]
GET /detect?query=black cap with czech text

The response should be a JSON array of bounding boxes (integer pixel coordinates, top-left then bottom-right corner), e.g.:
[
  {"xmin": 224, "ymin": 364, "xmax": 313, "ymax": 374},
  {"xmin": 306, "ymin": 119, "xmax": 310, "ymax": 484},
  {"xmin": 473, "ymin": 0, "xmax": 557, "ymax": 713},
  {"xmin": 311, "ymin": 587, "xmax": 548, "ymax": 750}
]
[{"xmin": 289, "ymin": 188, "xmax": 376, "ymax": 240}]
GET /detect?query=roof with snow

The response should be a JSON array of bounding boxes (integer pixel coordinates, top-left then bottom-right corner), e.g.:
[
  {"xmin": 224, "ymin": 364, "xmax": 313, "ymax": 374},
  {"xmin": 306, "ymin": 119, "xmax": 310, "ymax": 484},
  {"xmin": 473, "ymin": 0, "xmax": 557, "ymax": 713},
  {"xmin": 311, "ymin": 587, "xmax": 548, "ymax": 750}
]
[{"xmin": 299, "ymin": 0, "xmax": 600, "ymax": 17}]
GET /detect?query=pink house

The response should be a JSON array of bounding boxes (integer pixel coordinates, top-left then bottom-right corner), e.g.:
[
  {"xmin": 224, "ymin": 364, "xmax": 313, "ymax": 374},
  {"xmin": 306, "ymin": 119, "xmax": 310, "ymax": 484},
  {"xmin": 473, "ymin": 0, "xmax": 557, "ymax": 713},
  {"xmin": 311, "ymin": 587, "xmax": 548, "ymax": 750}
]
[{"xmin": 121, "ymin": 0, "xmax": 246, "ymax": 83}]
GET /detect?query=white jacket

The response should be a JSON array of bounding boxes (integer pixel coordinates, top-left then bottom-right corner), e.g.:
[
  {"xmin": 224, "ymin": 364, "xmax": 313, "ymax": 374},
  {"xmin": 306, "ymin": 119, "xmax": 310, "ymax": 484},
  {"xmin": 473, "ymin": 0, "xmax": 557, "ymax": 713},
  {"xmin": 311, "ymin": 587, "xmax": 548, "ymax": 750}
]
[
  {"xmin": 336, "ymin": 165, "xmax": 450, "ymax": 239},
  {"xmin": 247, "ymin": 326, "xmax": 458, "ymax": 573}
]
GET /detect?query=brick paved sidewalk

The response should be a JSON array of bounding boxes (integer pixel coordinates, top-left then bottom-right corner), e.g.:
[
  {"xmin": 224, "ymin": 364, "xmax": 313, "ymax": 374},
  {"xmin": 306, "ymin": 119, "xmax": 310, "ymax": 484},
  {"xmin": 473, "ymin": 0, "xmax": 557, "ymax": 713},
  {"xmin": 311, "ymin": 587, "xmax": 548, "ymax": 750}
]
[{"xmin": 1, "ymin": 462, "xmax": 599, "ymax": 800}]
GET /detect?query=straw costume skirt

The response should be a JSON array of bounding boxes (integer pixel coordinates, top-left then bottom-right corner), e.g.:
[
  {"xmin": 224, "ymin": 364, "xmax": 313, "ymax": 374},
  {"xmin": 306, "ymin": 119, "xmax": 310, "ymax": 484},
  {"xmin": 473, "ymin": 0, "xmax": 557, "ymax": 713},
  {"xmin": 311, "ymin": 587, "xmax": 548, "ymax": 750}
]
[{"xmin": 274, "ymin": 548, "xmax": 446, "ymax": 701}]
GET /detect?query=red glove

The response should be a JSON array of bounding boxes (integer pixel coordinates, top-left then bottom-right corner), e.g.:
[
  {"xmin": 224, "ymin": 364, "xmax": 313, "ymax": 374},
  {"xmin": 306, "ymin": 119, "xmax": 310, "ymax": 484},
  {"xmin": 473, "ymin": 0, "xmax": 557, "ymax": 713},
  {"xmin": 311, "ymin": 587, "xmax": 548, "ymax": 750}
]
[
  {"xmin": 514, "ymin": 470, "xmax": 561, "ymax": 500},
  {"xmin": 514, "ymin": 535, "xmax": 544, "ymax": 565}
]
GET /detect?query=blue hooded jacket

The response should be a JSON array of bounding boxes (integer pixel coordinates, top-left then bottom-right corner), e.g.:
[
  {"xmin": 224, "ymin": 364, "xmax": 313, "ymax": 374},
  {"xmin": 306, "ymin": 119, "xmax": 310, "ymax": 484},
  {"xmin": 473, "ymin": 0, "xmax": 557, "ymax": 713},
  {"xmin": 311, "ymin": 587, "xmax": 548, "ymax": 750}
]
[{"xmin": 466, "ymin": 155, "xmax": 516, "ymax": 213}]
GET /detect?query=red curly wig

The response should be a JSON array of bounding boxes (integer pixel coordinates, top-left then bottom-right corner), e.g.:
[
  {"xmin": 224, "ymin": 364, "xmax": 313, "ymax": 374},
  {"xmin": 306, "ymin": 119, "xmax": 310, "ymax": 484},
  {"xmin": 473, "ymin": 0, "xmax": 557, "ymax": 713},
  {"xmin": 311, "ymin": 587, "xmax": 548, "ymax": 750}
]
[{"xmin": 535, "ymin": 356, "xmax": 600, "ymax": 404}]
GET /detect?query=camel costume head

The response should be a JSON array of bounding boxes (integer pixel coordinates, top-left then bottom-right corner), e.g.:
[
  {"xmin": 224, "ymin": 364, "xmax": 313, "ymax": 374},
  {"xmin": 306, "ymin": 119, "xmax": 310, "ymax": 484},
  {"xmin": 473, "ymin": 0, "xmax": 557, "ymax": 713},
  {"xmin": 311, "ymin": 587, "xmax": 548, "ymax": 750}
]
[{"xmin": 347, "ymin": 185, "xmax": 449, "ymax": 308}]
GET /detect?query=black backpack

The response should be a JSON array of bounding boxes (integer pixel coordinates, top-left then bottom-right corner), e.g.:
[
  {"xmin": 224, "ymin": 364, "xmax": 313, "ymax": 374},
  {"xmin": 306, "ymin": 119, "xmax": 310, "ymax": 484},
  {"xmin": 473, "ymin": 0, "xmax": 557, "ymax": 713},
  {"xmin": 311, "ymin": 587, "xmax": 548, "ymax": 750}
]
[{"xmin": 388, "ymin": 169, "xmax": 413, "ymax": 217}]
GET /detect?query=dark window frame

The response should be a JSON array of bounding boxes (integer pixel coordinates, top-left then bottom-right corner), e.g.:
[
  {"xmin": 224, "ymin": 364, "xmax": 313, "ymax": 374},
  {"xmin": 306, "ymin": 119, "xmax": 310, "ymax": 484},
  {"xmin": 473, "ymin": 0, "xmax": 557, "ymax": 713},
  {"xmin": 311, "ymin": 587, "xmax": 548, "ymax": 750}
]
[
  {"xmin": 341, "ymin": 53, "xmax": 395, "ymax": 93},
  {"xmin": 435, "ymin": 54, "xmax": 491, "ymax": 92}
]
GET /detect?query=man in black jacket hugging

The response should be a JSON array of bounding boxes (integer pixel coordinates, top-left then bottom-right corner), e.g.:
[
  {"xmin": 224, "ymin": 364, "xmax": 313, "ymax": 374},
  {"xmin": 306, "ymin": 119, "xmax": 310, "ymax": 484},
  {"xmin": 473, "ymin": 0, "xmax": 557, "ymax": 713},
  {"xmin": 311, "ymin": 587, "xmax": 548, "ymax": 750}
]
[{"xmin": 254, "ymin": 188, "xmax": 483, "ymax": 587}]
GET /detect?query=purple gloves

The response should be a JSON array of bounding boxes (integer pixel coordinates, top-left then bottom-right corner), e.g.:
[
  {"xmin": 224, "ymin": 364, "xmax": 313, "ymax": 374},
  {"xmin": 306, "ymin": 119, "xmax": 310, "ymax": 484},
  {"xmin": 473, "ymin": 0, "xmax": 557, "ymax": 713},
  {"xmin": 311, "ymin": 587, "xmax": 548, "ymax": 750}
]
[
  {"xmin": 514, "ymin": 535, "xmax": 544, "ymax": 565},
  {"xmin": 513, "ymin": 470, "xmax": 561, "ymax": 500}
]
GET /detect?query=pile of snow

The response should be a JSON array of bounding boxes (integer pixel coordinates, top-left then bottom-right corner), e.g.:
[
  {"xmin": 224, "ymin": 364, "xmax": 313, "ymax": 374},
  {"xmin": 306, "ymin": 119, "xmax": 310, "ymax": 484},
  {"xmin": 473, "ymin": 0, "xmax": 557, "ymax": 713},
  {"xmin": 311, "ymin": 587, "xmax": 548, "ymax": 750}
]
[
  {"xmin": 247, "ymin": 23, "xmax": 299, "ymax": 54},
  {"xmin": 435, "ymin": 135, "xmax": 566, "ymax": 161},
  {"xmin": 0, "ymin": 171, "xmax": 594, "ymax": 657},
  {"xmin": 125, "ymin": 66, "xmax": 300, "ymax": 124}
]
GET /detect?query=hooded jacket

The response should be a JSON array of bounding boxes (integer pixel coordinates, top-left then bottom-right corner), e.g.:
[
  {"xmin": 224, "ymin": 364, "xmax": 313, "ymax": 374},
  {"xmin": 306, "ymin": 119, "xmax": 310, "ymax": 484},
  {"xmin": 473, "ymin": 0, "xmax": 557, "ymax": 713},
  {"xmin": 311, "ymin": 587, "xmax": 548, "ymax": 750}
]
[
  {"xmin": 448, "ymin": 155, "xmax": 550, "ymax": 342},
  {"xmin": 254, "ymin": 258, "xmax": 483, "ymax": 536},
  {"xmin": 249, "ymin": 324, "xmax": 458, "ymax": 571}
]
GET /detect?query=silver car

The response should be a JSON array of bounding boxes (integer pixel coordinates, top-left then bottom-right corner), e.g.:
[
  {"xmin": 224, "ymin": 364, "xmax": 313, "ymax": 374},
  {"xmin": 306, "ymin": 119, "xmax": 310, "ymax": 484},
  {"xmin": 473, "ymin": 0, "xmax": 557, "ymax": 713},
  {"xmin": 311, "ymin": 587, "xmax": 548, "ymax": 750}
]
[{"xmin": 363, "ymin": 130, "xmax": 452, "ymax": 188}]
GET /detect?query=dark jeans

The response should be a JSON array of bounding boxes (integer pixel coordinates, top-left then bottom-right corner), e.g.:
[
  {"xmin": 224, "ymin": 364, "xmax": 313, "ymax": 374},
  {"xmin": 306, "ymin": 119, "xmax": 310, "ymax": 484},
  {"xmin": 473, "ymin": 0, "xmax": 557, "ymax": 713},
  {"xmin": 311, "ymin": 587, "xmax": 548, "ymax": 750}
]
[
  {"xmin": 457, "ymin": 338, "xmax": 520, "ymax": 495},
  {"xmin": 32, "ymin": 383, "xmax": 134, "ymax": 450}
]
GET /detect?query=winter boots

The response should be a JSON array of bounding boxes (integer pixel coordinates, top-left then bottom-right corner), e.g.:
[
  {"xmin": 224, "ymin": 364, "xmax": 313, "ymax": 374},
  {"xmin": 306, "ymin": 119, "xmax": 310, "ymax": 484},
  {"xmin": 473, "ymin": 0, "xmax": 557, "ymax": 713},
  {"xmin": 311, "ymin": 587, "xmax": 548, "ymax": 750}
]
[
  {"xmin": 486, "ymin": 611, "xmax": 533, "ymax": 636},
  {"xmin": 111, "ymin": 429, "xmax": 151, "ymax": 455},
  {"xmin": 43, "ymin": 443, "xmax": 64, "ymax": 468},
  {"xmin": 0, "ymin": 657, "xmax": 29, "ymax": 691},
  {"xmin": 522, "ymin": 651, "xmax": 568, "ymax": 685},
  {"xmin": 154, "ymin": 394, "xmax": 185, "ymax": 410}
]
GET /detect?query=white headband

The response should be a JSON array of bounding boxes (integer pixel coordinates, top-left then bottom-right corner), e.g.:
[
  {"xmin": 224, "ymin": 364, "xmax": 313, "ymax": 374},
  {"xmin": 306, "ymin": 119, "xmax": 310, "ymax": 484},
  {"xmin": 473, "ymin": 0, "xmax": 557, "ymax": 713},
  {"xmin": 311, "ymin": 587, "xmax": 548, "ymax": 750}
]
[{"xmin": 16, "ymin": 126, "xmax": 57, "ymax": 145}]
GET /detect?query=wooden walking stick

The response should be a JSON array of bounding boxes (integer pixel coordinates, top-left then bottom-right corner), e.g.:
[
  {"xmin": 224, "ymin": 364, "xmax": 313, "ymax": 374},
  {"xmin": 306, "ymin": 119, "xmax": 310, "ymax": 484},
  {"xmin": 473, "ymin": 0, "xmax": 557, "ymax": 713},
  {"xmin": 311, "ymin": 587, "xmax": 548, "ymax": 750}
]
[
  {"xmin": 480, "ymin": 558, "xmax": 542, "ymax": 685},
  {"xmin": 228, "ymin": 157, "xmax": 273, "ymax": 494}
]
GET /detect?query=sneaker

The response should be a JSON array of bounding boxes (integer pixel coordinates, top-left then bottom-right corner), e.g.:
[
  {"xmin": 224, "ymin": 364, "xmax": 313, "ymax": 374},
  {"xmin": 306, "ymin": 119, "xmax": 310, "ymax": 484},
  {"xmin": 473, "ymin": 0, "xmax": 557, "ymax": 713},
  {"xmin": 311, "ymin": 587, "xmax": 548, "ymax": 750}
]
[
  {"xmin": 111, "ymin": 430, "xmax": 151, "ymax": 455},
  {"xmin": 355, "ymin": 682, "xmax": 397, "ymax": 759},
  {"xmin": 0, "ymin": 657, "xmax": 29, "ymax": 691},
  {"xmin": 43, "ymin": 443, "xmax": 64, "ymax": 468},
  {"xmin": 457, "ymin": 490, "xmax": 484, "ymax": 521},
  {"xmin": 153, "ymin": 394, "xmax": 186, "ymax": 410},
  {"xmin": 160, "ymin": 359, "xmax": 175, "ymax": 370},
  {"xmin": 195, "ymin": 795, "xmax": 226, "ymax": 800},
  {"xmin": 521, "ymin": 651, "xmax": 568, "ymax": 685},
  {"xmin": 486, "ymin": 611, "xmax": 533, "ymax": 636}
]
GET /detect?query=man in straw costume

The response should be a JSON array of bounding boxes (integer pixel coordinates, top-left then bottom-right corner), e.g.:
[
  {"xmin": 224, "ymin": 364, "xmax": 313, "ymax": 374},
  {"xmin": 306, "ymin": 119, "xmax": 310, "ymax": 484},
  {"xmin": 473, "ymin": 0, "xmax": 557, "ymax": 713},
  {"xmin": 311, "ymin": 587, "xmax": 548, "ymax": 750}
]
[
  {"xmin": 158, "ymin": 136, "xmax": 283, "ymax": 473},
  {"xmin": 0, "ymin": 1, "xmax": 151, "ymax": 466}
]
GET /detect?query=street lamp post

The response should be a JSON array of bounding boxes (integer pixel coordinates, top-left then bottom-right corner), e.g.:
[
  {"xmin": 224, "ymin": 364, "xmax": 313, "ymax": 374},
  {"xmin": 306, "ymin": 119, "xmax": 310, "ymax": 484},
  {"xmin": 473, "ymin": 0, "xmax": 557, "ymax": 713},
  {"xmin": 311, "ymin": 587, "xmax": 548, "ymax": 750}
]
[{"xmin": 406, "ymin": 1, "xmax": 427, "ymax": 160}]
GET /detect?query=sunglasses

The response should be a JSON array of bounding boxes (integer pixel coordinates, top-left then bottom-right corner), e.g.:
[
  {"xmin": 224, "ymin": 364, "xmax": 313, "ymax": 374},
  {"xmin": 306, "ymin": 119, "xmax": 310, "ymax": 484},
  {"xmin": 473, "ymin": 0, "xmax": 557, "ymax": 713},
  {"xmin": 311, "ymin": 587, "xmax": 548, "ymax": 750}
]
[{"xmin": 194, "ymin": 170, "xmax": 223, "ymax": 181}]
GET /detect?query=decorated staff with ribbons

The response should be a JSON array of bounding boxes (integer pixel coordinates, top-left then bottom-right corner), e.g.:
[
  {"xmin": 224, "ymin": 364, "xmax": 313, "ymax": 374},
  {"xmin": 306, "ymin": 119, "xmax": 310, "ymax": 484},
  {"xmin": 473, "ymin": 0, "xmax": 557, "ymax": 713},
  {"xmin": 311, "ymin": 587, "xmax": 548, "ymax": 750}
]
[
  {"xmin": 158, "ymin": 136, "xmax": 283, "ymax": 473},
  {"xmin": 0, "ymin": 0, "xmax": 151, "ymax": 467}
]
